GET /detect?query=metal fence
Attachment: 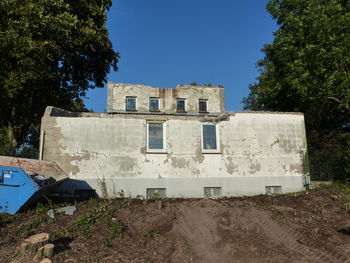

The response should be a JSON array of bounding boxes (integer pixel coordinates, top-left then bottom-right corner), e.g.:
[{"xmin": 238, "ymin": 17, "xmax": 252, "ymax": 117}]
[{"xmin": 308, "ymin": 149, "xmax": 348, "ymax": 181}]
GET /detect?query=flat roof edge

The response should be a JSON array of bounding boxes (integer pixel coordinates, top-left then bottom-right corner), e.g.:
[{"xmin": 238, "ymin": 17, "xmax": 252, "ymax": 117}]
[{"xmin": 43, "ymin": 106, "xmax": 304, "ymax": 118}]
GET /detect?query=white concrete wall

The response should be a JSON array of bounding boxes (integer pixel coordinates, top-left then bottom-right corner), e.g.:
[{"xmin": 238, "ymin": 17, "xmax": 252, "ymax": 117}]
[{"xmin": 41, "ymin": 108, "xmax": 307, "ymax": 198}]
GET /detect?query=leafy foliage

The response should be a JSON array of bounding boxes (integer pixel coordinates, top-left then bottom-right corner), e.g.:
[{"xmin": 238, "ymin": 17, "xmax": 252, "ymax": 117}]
[
  {"xmin": 243, "ymin": 0, "xmax": 350, "ymax": 180},
  {"xmin": 0, "ymin": 0, "xmax": 119, "ymax": 147}
]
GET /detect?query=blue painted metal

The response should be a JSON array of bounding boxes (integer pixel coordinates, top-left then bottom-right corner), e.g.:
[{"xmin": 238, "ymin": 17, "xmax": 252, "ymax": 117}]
[{"xmin": 0, "ymin": 166, "xmax": 40, "ymax": 214}]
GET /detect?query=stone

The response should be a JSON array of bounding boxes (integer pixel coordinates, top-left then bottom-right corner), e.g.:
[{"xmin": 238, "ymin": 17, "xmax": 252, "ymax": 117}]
[{"xmin": 47, "ymin": 206, "xmax": 76, "ymax": 218}]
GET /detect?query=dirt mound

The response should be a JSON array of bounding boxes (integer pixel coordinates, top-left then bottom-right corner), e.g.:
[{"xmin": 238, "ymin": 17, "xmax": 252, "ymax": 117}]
[{"xmin": 2, "ymin": 185, "xmax": 350, "ymax": 262}]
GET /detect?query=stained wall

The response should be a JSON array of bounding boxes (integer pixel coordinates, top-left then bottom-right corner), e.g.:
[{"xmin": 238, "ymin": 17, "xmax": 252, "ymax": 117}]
[{"xmin": 40, "ymin": 106, "xmax": 307, "ymax": 197}]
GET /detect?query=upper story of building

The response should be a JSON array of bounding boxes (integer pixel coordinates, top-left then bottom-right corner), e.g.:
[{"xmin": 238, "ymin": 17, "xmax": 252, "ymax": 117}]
[{"xmin": 107, "ymin": 82, "xmax": 225, "ymax": 115}]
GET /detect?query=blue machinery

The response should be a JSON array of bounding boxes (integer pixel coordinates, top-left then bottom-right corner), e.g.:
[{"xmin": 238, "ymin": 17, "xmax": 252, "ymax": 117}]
[{"xmin": 0, "ymin": 159, "xmax": 68, "ymax": 214}]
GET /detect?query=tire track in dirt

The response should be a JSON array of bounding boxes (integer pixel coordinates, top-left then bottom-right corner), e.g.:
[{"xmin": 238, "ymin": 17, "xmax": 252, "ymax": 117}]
[
  {"xmin": 171, "ymin": 200, "xmax": 228, "ymax": 263},
  {"xmin": 171, "ymin": 200, "xmax": 350, "ymax": 263},
  {"xmin": 249, "ymin": 209, "xmax": 350, "ymax": 263}
]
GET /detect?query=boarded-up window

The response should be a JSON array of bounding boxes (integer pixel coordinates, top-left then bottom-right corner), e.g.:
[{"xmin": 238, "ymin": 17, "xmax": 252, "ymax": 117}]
[
  {"xmin": 126, "ymin": 97, "xmax": 136, "ymax": 110},
  {"xmin": 265, "ymin": 186, "xmax": 282, "ymax": 195},
  {"xmin": 204, "ymin": 187, "xmax": 222, "ymax": 198},
  {"xmin": 148, "ymin": 123, "xmax": 164, "ymax": 150},
  {"xmin": 202, "ymin": 124, "xmax": 217, "ymax": 150},
  {"xmin": 147, "ymin": 188, "xmax": 166, "ymax": 198}
]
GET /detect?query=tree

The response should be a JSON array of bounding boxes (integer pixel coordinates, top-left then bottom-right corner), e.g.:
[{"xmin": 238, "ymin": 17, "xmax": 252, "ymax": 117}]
[
  {"xmin": 0, "ymin": 0, "xmax": 119, "ymax": 148},
  {"xmin": 243, "ymin": 0, "xmax": 350, "ymax": 180}
]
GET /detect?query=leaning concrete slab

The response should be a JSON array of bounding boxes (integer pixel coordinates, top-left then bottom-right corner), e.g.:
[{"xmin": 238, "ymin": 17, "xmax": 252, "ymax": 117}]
[{"xmin": 0, "ymin": 156, "xmax": 67, "ymax": 182}]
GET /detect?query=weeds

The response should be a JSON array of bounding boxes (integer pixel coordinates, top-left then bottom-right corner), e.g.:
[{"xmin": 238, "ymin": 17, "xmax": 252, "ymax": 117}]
[
  {"xmin": 75, "ymin": 199, "xmax": 126, "ymax": 239},
  {"xmin": 337, "ymin": 226, "xmax": 350, "ymax": 235},
  {"xmin": 51, "ymin": 229, "xmax": 67, "ymax": 239}
]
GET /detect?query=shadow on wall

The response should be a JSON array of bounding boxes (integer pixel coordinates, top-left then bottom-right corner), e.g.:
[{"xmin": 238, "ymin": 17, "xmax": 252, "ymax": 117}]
[{"xmin": 52, "ymin": 179, "xmax": 98, "ymax": 200}]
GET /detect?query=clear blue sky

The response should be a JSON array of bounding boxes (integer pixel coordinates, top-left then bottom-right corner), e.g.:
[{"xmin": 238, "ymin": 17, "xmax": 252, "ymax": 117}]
[{"xmin": 85, "ymin": 0, "xmax": 277, "ymax": 112}]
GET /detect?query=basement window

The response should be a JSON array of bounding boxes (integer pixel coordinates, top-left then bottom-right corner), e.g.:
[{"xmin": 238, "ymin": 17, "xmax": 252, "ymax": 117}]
[
  {"xmin": 176, "ymin": 98, "xmax": 186, "ymax": 112},
  {"xmin": 126, "ymin": 97, "xmax": 137, "ymax": 111},
  {"xmin": 149, "ymin": 98, "xmax": 160, "ymax": 111},
  {"xmin": 265, "ymin": 186, "xmax": 282, "ymax": 195},
  {"xmin": 202, "ymin": 124, "xmax": 219, "ymax": 152},
  {"xmin": 204, "ymin": 187, "xmax": 222, "ymax": 198},
  {"xmin": 199, "ymin": 99, "xmax": 208, "ymax": 113},
  {"xmin": 147, "ymin": 122, "xmax": 166, "ymax": 153},
  {"xmin": 147, "ymin": 188, "xmax": 166, "ymax": 198}
]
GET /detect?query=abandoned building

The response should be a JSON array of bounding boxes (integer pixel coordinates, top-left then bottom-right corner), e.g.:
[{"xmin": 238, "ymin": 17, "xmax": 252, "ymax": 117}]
[{"xmin": 40, "ymin": 82, "xmax": 309, "ymax": 198}]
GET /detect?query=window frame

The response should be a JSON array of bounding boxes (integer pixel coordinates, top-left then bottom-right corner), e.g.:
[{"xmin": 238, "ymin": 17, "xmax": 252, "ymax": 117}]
[
  {"xmin": 265, "ymin": 185, "xmax": 282, "ymax": 195},
  {"xmin": 201, "ymin": 123, "xmax": 220, "ymax": 153},
  {"xmin": 146, "ymin": 121, "xmax": 167, "ymax": 153},
  {"xmin": 199, "ymin": 99, "xmax": 208, "ymax": 113},
  {"xmin": 149, "ymin": 97, "xmax": 160, "ymax": 112},
  {"xmin": 176, "ymin": 98, "xmax": 186, "ymax": 112},
  {"xmin": 204, "ymin": 187, "xmax": 222, "ymax": 198},
  {"xmin": 147, "ymin": 188, "xmax": 166, "ymax": 198},
  {"xmin": 126, "ymin": 96, "xmax": 137, "ymax": 111}
]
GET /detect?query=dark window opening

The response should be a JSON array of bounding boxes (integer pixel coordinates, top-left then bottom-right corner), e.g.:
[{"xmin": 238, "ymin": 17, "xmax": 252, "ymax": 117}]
[
  {"xmin": 149, "ymin": 98, "xmax": 160, "ymax": 111},
  {"xmin": 126, "ymin": 97, "xmax": 136, "ymax": 111},
  {"xmin": 176, "ymin": 99, "xmax": 186, "ymax": 112},
  {"xmin": 199, "ymin": 99, "xmax": 208, "ymax": 112}
]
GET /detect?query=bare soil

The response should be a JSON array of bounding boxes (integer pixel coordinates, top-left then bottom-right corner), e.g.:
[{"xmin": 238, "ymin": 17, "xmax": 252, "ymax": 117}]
[{"xmin": 2, "ymin": 184, "xmax": 350, "ymax": 263}]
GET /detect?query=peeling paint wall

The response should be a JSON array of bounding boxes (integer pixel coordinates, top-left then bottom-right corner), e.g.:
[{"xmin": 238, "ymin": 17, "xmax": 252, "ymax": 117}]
[
  {"xmin": 107, "ymin": 82, "xmax": 225, "ymax": 114},
  {"xmin": 41, "ymin": 107, "xmax": 307, "ymax": 197}
]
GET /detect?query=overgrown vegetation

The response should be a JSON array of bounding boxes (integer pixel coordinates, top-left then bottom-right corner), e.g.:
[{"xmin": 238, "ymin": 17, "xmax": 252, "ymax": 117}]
[
  {"xmin": 242, "ymin": 0, "xmax": 350, "ymax": 181},
  {"xmin": 0, "ymin": 0, "xmax": 119, "ymax": 149}
]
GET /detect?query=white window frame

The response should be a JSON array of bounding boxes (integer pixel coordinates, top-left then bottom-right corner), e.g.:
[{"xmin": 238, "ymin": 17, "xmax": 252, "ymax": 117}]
[
  {"xmin": 176, "ymin": 98, "xmax": 186, "ymax": 112},
  {"xmin": 149, "ymin": 97, "xmax": 160, "ymax": 111},
  {"xmin": 147, "ymin": 188, "xmax": 166, "ymax": 198},
  {"xmin": 126, "ymin": 96, "xmax": 137, "ymax": 111},
  {"xmin": 201, "ymin": 123, "xmax": 220, "ymax": 153},
  {"xmin": 146, "ymin": 121, "xmax": 167, "ymax": 153},
  {"xmin": 204, "ymin": 187, "xmax": 222, "ymax": 198},
  {"xmin": 199, "ymin": 99, "xmax": 208, "ymax": 113}
]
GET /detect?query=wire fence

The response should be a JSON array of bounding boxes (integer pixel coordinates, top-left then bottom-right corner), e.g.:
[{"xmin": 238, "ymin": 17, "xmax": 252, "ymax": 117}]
[{"xmin": 308, "ymin": 149, "xmax": 348, "ymax": 181}]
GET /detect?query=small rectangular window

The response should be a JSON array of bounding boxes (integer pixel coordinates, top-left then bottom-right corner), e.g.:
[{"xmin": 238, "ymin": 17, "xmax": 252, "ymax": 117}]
[
  {"xmin": 176, "ymin": 99, "xmax": 186, "ymax": 112},
  {"xmin": 147, "ymin": 188, "xmax": 166, "ymax": 198},
  {"xmin": 204, "ymin": 187, "xmax": 222, "ymax": 198},
  {"xmin": 147, "ymin": 122, "xmax": 166, "ymax": 152},
  {"xmin": 149, "ymin": 98, "xmax": 160, "ymax": 111},
  {"xmin": 199, "ymin": 99, "xmax": 207, "ymax": 113},
  {"xmin": 126, "ymin": 97, "xmax": 136, "ymax": 111},
  {"xmin": 265, "ymin": 186, "xmax": 282, "ymax": 195},
  {"xmin": 202, "ymin": 124, "xmax": 217, "ymax": 150}
]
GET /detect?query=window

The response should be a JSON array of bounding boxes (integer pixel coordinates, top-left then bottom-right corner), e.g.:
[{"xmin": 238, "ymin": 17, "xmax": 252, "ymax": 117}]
[
  {"xmin": 147, "ymin": 188, "xmax": 166, "ymax": 198},
  {"xmin": 204, "ymin": 187, "xmax": 222, "ymax": 198},
  {"xmin": 149, "ymin": 98, "xmax": 160, "ymax": 111},
  {"xmin": 202, "ymin": 124, "xmax": 218, "ymax": 151},
  {"xmin": 126, "ymin": 97, "xmax": 136, "ymax": 111},
  {"xmin": 199, "ymin": 99, "xmax": 208, "ymax": 113},
  {"xmin": 265, "ymin": 186, "xmax": 282, "ymax": 195},
  {"xmin": 176, "ymin": 99, "xmax": 186, "ymax": 112},
  {"xmin": 147, "ymin": 122, "xmax": 166, "ymax": 152}
]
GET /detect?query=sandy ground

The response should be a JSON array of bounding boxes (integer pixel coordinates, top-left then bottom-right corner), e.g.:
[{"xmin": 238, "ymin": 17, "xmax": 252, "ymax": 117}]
[{"xmin": 1, "ymin": 186, "xmax": 350, "ymax": 262}]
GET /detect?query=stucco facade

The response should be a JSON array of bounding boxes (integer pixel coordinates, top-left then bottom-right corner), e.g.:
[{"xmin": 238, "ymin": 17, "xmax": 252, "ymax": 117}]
[{"xmin": 40, "ymin": 83, "xmax": 308, "ymax": 198}]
